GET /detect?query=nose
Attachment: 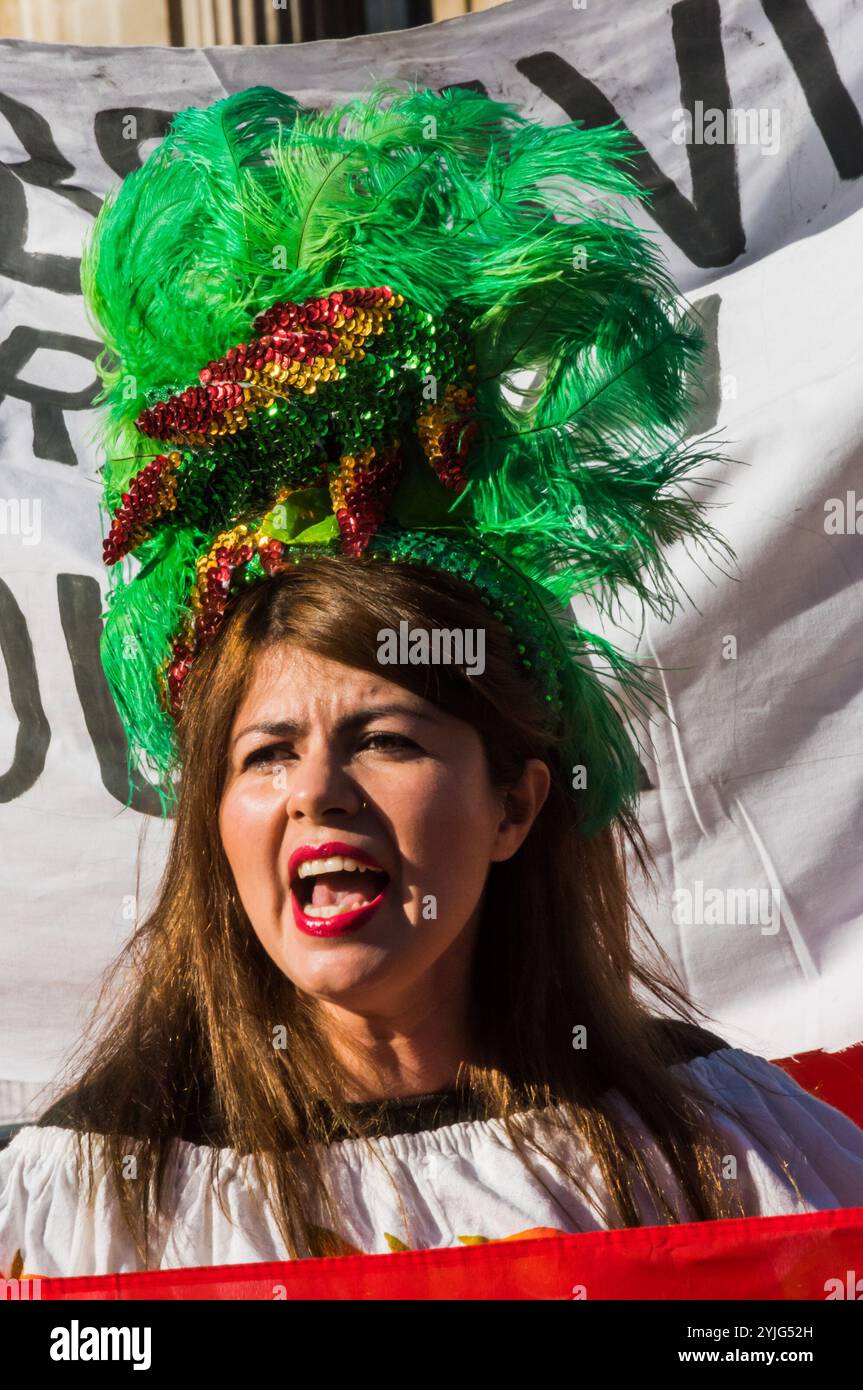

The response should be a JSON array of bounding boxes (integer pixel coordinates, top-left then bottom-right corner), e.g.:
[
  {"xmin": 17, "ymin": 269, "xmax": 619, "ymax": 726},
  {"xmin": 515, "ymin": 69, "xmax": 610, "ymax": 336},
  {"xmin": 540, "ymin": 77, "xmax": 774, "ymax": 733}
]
[{"xmin": 282, "ymin": 743, "xmax": 366, "ymax": 822}]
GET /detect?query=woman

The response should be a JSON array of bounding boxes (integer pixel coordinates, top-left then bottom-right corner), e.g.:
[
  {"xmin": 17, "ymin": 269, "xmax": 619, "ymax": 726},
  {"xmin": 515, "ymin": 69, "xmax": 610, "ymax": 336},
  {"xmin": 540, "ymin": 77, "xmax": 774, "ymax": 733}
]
[{"xmin": 2, "ymin": 82, "xmax": 862, "ymax": 1278}]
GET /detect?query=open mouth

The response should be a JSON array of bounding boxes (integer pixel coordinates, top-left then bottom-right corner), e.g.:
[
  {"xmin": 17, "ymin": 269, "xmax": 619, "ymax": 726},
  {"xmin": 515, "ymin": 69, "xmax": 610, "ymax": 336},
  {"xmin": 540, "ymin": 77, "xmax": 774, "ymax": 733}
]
[{"xmin": 292, "ymin": 854, "xmax": 390, "ymax": 922}]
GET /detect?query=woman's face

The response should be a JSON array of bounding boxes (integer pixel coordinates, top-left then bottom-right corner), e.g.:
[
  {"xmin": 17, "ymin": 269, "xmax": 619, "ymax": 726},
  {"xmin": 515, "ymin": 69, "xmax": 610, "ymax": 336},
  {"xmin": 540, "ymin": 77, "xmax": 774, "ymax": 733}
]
[{"xmin": 219, "ymin": 643, "xmax": 549, "ymax": 1013}]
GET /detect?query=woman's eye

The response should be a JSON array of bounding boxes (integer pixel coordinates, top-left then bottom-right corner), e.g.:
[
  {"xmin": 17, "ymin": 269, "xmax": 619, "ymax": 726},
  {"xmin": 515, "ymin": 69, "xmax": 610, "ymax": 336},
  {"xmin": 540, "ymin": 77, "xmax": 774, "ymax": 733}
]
[
  {"xmin": 241, "ymin": 733, "xmax": 419, "ymax": 770},
  {"xmin": 243, "ymin": 745, "xmax": 293, "ymax": 769},
  {"xmin": 359, "ymin": 732, "xmax": 419, "ymax": 753}
]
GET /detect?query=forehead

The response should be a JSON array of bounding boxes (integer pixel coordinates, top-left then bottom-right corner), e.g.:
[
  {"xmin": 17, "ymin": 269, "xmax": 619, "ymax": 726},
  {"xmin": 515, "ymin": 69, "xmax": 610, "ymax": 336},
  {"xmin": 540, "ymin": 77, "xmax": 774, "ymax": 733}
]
[{"xmin": 230, "ymin": 644, "xmax": 423, "ymax": 725}]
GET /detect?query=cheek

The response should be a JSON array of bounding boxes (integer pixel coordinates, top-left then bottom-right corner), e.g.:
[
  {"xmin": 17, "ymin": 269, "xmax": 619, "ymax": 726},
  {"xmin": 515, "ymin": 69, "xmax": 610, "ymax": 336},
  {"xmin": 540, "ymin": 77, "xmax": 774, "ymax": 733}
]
[
  {"xmin": 219, "ymin": 780, "xmax": 285, "ymax": 905},
  {"xmin": 386, "ymin": 761, "xmax": 500, "ymax": 912}
]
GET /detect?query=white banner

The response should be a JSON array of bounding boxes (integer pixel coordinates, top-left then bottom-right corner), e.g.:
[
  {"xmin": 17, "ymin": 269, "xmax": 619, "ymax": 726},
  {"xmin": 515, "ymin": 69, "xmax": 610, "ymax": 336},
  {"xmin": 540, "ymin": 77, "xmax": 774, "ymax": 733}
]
[{"xmin": 1, "ymin": 0, "xmax": 861, "ymax": 1121}]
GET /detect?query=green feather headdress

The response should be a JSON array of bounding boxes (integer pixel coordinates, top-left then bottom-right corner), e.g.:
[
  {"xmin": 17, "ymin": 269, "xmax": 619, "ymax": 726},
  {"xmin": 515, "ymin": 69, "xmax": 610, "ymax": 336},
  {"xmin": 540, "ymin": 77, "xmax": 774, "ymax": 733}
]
[{"xmin": 84, "ymin": 81, "xmax": 728, "ymax": 834}]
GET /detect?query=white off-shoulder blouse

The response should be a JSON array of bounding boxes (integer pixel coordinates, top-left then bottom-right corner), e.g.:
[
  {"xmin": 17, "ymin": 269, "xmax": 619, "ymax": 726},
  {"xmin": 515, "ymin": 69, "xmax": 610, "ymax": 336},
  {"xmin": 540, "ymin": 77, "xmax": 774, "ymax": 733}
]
[{"xmin": 2, "ymin": 1046, "xmax": 863, "ymax": 1278}]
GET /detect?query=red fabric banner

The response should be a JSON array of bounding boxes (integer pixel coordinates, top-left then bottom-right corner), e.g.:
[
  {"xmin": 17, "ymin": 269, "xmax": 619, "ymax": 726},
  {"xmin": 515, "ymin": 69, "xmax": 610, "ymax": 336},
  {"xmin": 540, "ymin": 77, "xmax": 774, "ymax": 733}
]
[
  {"xmin": 19, "ymin": 1042, "xmax": 862, "ymax": 1300},
  {"xmin": 36, "ymin": 1206, "xmax": 862, "ymax": 1301},
  {"xmin": 773, "ymin": 1043, "xmax": 863, "ymax": 1130}
]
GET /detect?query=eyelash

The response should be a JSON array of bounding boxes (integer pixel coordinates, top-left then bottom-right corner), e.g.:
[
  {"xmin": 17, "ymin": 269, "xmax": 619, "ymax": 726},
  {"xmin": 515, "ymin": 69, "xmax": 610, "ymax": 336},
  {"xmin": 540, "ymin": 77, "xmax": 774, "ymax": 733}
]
[
  {"xmin": 242, "ymin": 731, "xmax": 419, "ymax": 769},
  {"xmin": 242, "ymin": 745, "xmax": 291, "ymax": 768}
]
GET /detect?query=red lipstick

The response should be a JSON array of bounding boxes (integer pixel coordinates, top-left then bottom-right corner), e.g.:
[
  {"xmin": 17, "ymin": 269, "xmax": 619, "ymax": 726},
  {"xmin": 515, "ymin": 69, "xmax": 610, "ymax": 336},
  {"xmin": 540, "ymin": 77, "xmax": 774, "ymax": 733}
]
[{"xmin": 288, "ymin": 841, "xmax": 389, "ymax": 938}]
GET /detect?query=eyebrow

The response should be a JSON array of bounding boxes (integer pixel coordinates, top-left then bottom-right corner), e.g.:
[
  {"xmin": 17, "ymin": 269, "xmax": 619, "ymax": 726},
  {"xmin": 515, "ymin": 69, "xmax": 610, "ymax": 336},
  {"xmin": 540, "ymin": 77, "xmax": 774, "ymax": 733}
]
[{"xmin": 231, "ymin": 703, "xmax": 440, "ymax": 748}]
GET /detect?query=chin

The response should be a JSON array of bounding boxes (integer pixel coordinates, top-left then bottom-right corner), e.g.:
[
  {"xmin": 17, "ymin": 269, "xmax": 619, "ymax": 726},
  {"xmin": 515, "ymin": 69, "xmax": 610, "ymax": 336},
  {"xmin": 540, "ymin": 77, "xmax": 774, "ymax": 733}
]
[{"xmin": 290, "ymin": 949, "xmax": 402, "ymax": 1005}]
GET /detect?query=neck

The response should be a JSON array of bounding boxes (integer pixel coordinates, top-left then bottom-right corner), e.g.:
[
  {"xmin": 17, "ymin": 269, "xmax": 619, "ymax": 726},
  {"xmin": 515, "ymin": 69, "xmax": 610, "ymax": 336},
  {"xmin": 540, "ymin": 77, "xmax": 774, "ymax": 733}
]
[{"xmin": 311, "ymin": 920, "xmax": 479, "ymax": 1103}]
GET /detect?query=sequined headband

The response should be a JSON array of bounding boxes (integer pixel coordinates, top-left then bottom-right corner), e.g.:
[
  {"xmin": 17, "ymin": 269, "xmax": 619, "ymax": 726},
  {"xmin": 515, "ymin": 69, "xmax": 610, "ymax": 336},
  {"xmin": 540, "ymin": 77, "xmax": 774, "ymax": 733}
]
[{"xmin": 102, "ymin": 284, "xmax": 565, "ymax": 719}]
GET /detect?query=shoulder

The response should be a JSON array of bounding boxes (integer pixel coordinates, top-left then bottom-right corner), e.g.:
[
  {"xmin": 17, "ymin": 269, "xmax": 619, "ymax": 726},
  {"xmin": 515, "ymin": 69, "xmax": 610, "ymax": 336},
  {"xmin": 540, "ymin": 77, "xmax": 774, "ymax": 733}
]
[
  {"xmin": 656, "ymin": 1039, "xmax": 863, "ymax": 1215},
  {"xmin": 34, "ymin": 1084, "xmax": 100, "ymax": 1134},
  {"xmin": 32, "ymin": 1076, "xmax": 225, "ymax": 1147},
  {"xmin": 642, "ymin": 1016, "xmax": 729, "ymax": 1067},
  {"xmin": 0, "ymin": 1123, "xmax": 87, "ymax": 1278}
]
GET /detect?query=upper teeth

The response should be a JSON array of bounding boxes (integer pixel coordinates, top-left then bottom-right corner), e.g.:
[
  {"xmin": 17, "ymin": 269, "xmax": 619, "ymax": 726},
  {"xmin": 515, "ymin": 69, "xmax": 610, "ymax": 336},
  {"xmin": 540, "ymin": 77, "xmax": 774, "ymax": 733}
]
[{"xmin": 296, "ymin": 855, "xmax": 381, "ymax": 879}]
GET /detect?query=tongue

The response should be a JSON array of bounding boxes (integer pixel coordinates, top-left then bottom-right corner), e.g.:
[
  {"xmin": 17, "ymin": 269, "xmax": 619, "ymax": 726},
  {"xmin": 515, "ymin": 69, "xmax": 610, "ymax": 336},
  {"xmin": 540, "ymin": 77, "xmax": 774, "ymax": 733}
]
[{"xmin": 310, "ymin": 870, "xmax": 381, "ymax": 909}]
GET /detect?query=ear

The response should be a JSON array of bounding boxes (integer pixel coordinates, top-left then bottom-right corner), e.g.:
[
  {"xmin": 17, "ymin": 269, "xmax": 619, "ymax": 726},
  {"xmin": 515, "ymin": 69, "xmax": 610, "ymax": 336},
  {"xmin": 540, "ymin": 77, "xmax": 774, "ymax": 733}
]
[{"xmin": 489, "ymin": 758, "xmax": 551, "ymax": 863}]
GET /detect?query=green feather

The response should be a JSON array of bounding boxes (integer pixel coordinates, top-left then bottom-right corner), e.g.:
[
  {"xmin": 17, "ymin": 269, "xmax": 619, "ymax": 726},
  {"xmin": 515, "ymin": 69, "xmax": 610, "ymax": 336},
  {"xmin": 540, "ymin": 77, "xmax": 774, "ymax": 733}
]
[{"xmin": 83, "ymin": 80, "xmax": 732, "ymax": 829}]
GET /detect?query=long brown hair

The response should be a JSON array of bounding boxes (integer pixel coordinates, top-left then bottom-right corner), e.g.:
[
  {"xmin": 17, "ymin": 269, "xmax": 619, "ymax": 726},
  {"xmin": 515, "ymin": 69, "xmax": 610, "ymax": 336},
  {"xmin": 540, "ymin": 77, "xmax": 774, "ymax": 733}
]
[{"xmin": 45, "ymin": 557, "xmax": 769, "ymax": 1263}]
